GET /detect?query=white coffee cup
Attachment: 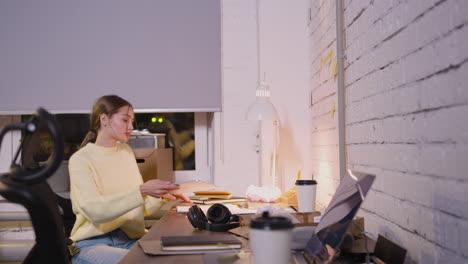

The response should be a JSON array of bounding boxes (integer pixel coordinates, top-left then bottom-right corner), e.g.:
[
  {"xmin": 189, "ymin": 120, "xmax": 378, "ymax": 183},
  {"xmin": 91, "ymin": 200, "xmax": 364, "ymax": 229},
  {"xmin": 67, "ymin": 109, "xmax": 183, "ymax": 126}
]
[
  {"xmin": 295, "ymin": 179, "xmax": 317, "ymax": 212},
  {"xmin": 249, "ymin": 212, "xmax": 294, "ymax": 264}
]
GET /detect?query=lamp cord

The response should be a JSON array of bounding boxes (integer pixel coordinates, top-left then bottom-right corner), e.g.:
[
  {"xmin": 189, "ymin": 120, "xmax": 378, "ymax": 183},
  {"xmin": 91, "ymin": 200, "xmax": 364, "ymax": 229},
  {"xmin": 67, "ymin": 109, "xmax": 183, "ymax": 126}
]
[{"xmin": 256, "ymin": 0, "xmax": 261, "ymax": 83}]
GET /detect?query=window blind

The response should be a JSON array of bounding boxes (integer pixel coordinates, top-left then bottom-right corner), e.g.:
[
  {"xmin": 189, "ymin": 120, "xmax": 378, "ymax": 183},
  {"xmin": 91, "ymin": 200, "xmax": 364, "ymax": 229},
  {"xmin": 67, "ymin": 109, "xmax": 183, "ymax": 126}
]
[{"xmin": 0, "ymin": 0, "xmax": 221, "ymax": 114}]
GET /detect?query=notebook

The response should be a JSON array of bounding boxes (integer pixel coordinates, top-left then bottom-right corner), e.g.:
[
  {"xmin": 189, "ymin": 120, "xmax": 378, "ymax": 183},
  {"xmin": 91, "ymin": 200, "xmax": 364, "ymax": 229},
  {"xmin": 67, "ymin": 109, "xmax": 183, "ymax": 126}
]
[
  {"xmin": 301, "ymin": 170, "xmax": 376, "ymax": 264},
  {"xmin": 190, "ymin": 196, "xmax": 247, "ymax": 205},
  {"xmin": 161, "ymin": 234, "xmax": 242, "ymax": 251}
]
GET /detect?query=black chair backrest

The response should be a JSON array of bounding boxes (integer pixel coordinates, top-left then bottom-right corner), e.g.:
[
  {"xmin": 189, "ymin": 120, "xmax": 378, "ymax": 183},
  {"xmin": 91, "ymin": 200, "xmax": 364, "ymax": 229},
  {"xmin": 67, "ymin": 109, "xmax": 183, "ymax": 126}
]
[
  {"xmin": 55, "ymin": 194, "xmax": 76, "ymax": 238},
  {"xmin": 0, "ymin": 108, "xmax": 70, "ymax": 264}
]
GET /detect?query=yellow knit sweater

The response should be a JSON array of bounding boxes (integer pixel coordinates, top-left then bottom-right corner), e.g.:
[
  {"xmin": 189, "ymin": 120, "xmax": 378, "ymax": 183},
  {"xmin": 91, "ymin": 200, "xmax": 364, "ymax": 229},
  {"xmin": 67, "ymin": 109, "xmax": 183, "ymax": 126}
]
[{"xmin": 68, "ymin": 143, "xmax": 165, "ymax": 242}]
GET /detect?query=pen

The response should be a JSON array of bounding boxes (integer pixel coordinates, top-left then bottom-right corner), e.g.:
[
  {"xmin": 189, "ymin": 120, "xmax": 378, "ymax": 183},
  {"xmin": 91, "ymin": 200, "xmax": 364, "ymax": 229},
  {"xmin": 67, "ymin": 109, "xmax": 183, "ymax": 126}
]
[{"xmin": 290, "ymin": 205, "xmax": 298, "ymax": 212}]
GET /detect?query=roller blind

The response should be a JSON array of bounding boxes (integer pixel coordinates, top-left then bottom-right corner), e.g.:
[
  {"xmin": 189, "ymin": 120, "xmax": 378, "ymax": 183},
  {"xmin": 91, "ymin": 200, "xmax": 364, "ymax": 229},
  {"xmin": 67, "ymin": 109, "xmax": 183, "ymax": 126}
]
[{"xmin": 0, "ymin": 0, "xmax": 221, "ymax": 114}]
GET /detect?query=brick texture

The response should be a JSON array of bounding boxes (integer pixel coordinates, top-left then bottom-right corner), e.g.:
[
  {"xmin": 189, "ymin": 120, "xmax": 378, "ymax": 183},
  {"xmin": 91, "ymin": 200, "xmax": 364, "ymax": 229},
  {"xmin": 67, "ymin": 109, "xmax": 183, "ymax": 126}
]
[
  {"xmin": 310, "ymin": 0, "xmax": 468, "ymax": 262},
  {"xmin": 310, "ymin": 0, "xmax": 341, "ymax": 206}
]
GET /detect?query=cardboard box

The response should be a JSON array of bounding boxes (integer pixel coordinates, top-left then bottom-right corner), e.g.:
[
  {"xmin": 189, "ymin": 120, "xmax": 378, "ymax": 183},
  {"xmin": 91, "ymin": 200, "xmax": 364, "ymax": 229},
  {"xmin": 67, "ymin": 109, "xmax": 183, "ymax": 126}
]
[
  {"xmin": 133, "ymin": 148, "xmax": 174, "ymax": 183},
  {"xmin": 349, "ymin": 216, "xmax": 365, "ymax": 237},
  {"xmin": 129, "ymin": 133, "xmax": 166, "ymax": 149},
  {"xmin": 280, "ymin": 186, "xmax": 298, "ymax": 206}
]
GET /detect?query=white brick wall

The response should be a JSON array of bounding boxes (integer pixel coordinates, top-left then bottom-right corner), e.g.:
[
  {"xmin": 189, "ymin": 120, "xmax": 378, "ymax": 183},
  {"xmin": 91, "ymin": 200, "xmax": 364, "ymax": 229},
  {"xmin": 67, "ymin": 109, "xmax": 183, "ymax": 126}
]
[
  {"xmin": 310, "ymin": 0, "xmax": 468, "ymax": 262},
  {"xmin": 309, "ymin": 0, "xmax": 341, "ymax": 206}
]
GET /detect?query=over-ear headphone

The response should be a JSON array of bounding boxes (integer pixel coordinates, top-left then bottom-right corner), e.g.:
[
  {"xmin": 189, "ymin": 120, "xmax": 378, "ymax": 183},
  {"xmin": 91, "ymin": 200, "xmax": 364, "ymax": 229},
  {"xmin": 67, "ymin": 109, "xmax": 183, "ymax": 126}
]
[{"xmin": 187, "ymin": 204, "xmax": 240, "ymax": 232}]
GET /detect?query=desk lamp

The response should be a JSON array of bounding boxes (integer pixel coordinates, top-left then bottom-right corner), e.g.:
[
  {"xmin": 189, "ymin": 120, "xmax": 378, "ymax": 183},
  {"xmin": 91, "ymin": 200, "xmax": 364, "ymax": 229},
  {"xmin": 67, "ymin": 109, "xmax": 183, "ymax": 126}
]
[
  {"xmin": 245, "ymin": 80, "xmax": 280, "ymax": 188},
  {"xmin": 245, "ymin": 0, "xmax": 281, "ymax": 190}
]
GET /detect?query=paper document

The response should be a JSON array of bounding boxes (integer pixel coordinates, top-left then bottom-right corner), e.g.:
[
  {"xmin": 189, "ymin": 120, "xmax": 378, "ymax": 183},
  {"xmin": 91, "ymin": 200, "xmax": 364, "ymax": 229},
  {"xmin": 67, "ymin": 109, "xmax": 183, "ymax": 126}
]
[
  {"xmin": 190, "ymin": 196, "xmax": 247, "ymax": 205},
  {"xmin": 171, "ymin": 180, "xmax": 228, "ymax": 195}
]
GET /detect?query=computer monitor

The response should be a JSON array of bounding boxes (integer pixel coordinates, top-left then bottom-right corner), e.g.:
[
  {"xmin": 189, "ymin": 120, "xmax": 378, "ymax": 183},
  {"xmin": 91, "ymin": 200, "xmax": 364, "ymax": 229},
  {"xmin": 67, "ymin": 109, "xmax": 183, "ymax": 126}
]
[{"xmin": 303, "ymin": 170, "xmax": 375, "ymax": 264}]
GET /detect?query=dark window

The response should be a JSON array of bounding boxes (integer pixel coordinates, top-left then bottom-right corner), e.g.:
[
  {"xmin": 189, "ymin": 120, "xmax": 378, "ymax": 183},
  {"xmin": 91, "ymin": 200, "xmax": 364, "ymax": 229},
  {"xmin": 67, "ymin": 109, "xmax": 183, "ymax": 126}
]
[
  {"xmin": 20, "ymin": 113, "xmax": 195, "ymax": 171},
  {"xmin": 21, "ymin": 114, "xmax": 89, "ymax": 167},
  {"xmin": 134, "ymin": 113, "xmax": 195, "ymax": 170}
]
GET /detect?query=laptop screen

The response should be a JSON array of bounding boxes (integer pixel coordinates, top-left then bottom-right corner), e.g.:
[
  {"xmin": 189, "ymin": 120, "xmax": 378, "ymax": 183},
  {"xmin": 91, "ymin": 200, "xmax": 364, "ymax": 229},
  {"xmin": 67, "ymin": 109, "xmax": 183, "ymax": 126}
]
[{"xmin": 303, "ymin": 170, "xmax": 375, "ymax": 263}]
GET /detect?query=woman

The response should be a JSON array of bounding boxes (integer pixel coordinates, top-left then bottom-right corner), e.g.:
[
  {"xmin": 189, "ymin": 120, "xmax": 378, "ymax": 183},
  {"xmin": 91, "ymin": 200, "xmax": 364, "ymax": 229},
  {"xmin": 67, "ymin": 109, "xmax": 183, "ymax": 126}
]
[{"xmin": 69, "ymin": 95, "xmax": 188, "ymax": 264}]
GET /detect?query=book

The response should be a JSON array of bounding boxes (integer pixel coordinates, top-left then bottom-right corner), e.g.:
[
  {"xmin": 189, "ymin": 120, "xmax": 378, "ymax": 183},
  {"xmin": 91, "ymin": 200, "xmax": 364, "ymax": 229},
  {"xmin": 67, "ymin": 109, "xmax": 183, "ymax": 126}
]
[
  {"xmin": 171, "ymin": 181, "xmax": 220, "ymax": 195},
  {"xmin": 191, "ymin": 194, "xmax": 232, "ymax": 199},
  {"xmin": 190, "ymin": 196, "xmax": 247, "ymax": 205},
  {"xmin": 193, "ymin": 190, "xmax": 231, "ymax": 195},
  {"xmin": 192, "ymin": 190, "xmax": 232, "ymax": 199},
  {"xmin": 161, "ymin": 234, "xmax": 242, "ymax": 251}
]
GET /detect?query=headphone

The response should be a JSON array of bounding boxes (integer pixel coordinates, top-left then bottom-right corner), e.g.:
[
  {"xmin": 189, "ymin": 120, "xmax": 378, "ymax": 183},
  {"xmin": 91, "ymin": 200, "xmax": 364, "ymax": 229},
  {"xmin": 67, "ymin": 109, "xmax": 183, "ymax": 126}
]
[{"xmin": 187, "ymin": 204, "xmax": 240, "ymax": 232}]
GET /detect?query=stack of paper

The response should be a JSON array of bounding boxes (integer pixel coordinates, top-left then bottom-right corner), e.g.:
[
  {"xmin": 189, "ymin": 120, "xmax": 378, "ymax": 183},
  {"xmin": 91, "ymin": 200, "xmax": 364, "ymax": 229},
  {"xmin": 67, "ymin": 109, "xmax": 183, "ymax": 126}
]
[
  {"xmin": 171, "ymin": 181, "xmax": 220, "ymax": 195},
  {"xmin": 190, "ymin": 196, "xmax": 247, "ymax": 205},
  {"xmin": 171, "ymin": 180, "xmax": 248, "ymax": 205}
]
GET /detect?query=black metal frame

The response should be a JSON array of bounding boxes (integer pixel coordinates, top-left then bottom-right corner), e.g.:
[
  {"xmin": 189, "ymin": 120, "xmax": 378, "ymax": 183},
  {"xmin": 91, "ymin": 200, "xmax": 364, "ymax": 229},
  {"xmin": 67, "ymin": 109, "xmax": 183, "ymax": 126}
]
[{"xmin": 0, "ymin": 108, "xmax": 69, "ymax": 264}]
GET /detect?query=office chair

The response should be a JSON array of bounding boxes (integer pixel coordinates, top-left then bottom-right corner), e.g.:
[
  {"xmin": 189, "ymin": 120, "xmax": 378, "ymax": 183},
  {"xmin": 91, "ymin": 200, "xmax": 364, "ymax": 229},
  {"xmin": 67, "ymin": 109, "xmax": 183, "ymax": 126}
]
[
  {"xmin": 0, "ymin": 108, "xmax": 70, "ymax": 264},
  {"xmin": 55, "ymin": 194, "xmax": 76, "ymax": 238}
]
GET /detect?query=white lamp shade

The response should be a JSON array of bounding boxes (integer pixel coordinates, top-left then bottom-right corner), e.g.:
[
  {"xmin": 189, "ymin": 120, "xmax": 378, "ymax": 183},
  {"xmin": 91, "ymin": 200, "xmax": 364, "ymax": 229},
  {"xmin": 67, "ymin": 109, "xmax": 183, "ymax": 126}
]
[{"xmin": 245, "ymin": 98, "xmax": 279, "ymax": 121}]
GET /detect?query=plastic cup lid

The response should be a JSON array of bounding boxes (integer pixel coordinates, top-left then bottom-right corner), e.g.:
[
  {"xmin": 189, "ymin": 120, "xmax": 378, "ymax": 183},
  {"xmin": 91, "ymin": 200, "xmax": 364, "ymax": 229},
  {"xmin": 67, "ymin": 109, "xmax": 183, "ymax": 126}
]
[
  {"xmin": 295, "ymin": 179, "xmax": 317, "ymax": 185},
  {"xmin": 250, "ymin": 212, "xmax": 294, "ymax": 230}
]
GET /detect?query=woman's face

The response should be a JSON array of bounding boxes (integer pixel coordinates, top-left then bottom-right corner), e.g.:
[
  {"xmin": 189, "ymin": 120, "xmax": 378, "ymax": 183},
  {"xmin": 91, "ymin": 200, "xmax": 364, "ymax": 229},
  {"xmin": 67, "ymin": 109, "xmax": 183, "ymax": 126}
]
[{"xmin": 105, "ymin": 106, "xmax": 134, "ymax": 143}]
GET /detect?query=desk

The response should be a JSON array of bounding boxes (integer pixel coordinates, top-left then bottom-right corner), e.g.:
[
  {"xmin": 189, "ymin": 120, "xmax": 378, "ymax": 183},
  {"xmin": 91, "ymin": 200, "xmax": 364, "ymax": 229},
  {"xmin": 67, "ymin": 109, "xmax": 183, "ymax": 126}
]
[
  {"xmin": 119, "ymin": 208, "xmax": 321, "ymax": 264},
  {"xmin": 119, "ymin": 210, "xmax": 249, "ymax": 264},
  {"xmin": 118, "ymin": 207, "xmax": 356, "ymax": 264}
]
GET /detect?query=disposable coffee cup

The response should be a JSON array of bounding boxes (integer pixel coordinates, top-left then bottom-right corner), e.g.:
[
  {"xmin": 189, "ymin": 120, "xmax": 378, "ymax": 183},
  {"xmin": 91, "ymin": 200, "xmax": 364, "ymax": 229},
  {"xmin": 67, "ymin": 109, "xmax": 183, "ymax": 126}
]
[
  {"xmin": 295, "ymin": 179, "xmax": 317, "ymax": 213},
  {"xmin": 249, "ymin": 212, "xmax": 294, "ymax": 264}
]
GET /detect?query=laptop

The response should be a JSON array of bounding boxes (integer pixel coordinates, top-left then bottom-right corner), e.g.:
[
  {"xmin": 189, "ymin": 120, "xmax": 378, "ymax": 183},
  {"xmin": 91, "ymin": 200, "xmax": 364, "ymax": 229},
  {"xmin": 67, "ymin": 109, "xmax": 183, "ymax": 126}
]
[{"xmin": 292, "ymin": 170, "xmax": 375, "ymax": 264}]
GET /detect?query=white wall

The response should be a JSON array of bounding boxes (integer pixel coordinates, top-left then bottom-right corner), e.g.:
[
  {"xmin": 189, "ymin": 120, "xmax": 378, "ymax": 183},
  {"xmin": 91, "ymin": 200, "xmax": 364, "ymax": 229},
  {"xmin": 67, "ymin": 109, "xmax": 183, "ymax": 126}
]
[
  {"xmin": 0, "ymin": 116, "xmax": 21, "ymax": 174},
  {"xmin": 260, "ymin": 0, "xmax": 313, "ymax": 191},
  {"xmin": 215, "ymin": 0, "xmax": 311, "ymax": 195},
  {"xmin": 310, "ymin": 0, "xmax": 468, "ymax": 263}
]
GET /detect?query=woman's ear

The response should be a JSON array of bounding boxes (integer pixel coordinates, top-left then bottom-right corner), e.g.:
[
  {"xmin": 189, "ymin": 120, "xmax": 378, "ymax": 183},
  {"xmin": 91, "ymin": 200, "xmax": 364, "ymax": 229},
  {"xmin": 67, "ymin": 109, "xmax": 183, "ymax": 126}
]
[{"xmin": 100, "ymin": 114, "xmax": 108, "ymax": 127}]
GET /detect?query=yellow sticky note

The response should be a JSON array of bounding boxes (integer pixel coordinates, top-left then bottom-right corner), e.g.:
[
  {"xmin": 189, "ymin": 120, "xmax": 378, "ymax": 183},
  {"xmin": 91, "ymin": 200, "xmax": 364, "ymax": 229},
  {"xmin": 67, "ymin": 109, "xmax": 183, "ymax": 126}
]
[
  {"xmin": 333, "ymin": 59, "xmax": 338, "ymax": 78},
  {"xmin": 331, "ymin": 101, "xmax": 336, "ymax": 118},
  {"xmin": 326, "ymin": 49, "xmax": 333, "ymax": 62}
]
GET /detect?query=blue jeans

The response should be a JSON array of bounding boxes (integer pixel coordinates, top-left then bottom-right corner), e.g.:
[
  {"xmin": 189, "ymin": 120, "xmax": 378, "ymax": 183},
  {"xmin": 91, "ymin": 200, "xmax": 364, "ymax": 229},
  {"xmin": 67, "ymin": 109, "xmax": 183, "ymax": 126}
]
[{"xmin": 72, "ymin": 229, "xmax": 137, "ymax": 264}]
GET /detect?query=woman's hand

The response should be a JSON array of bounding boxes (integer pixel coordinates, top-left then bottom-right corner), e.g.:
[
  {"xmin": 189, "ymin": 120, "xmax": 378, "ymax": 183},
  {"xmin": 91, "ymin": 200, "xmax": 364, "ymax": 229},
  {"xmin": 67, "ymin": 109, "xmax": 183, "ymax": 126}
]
[
  {"xmin": 139, "ymin": 180, "xmax": 192, "ymax": 203},
  {"xmin": 159, "ymin": 193, "xmax": 193, "ymax": 203},
  {"xmin": 140, "ymin": 179, "xmax": 179, "ymax": 198}
]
